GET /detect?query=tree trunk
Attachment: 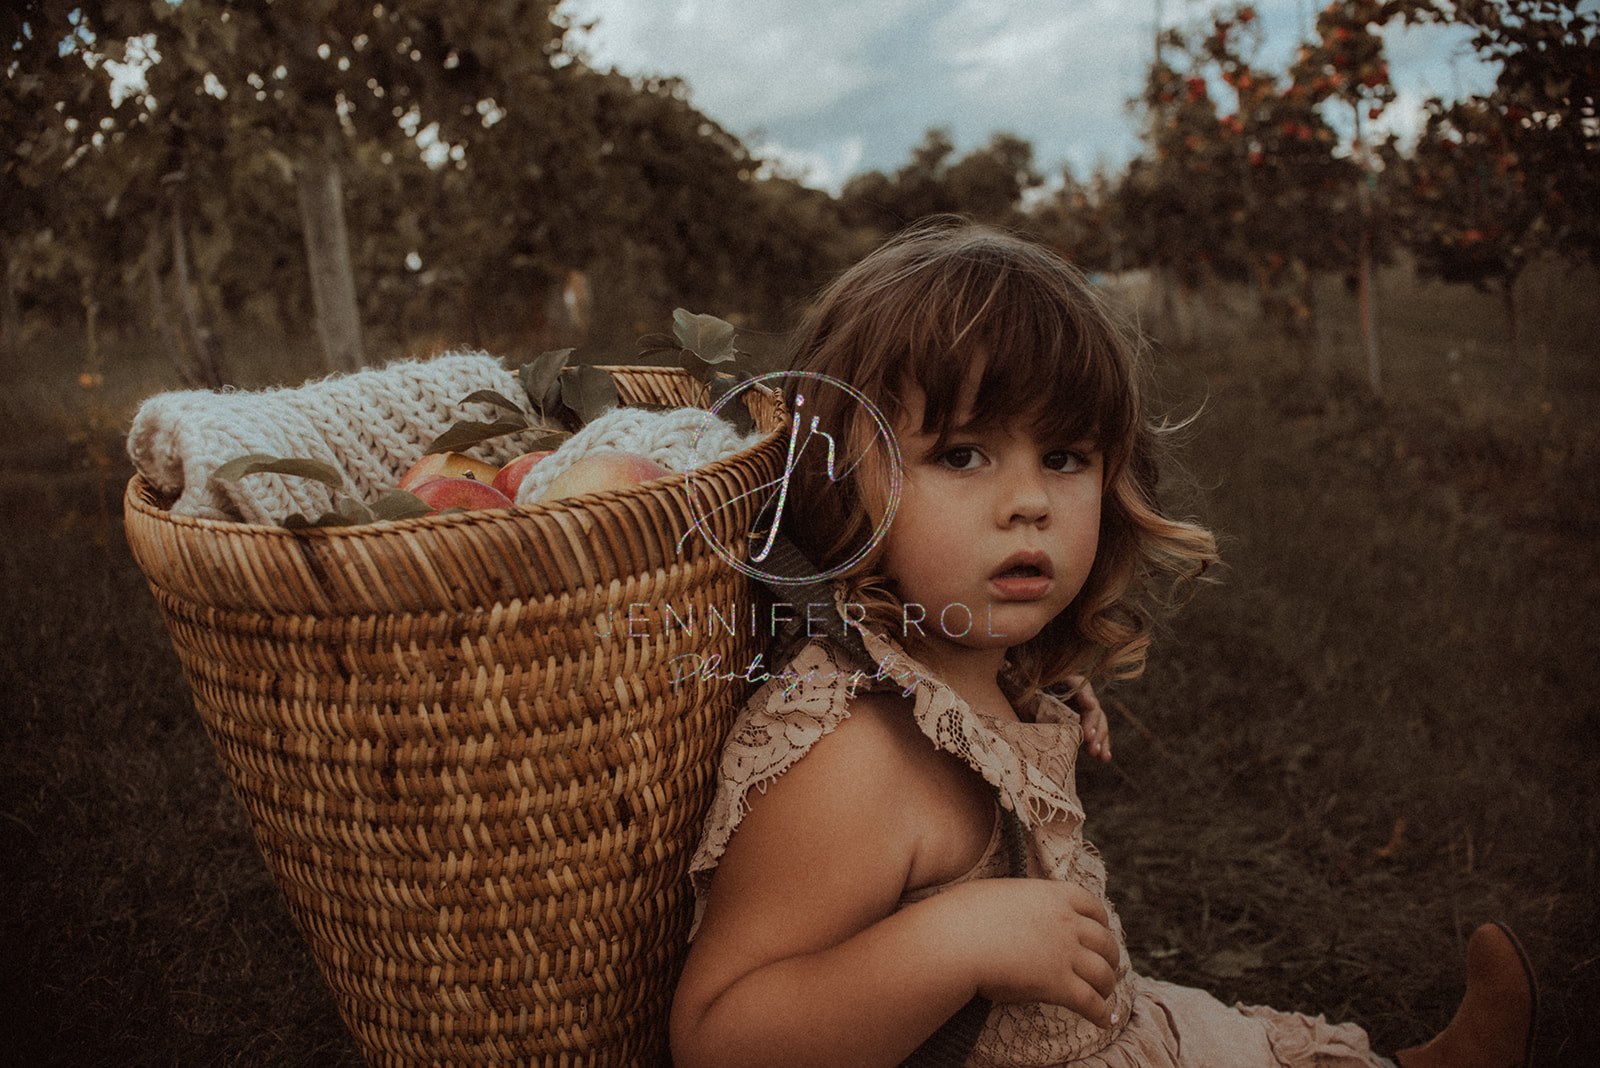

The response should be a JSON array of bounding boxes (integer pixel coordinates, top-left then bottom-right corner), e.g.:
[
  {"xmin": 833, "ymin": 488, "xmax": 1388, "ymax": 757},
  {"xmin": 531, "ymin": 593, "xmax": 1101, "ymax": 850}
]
[
  {"xmin": 1353, "ymin": 105, "xmax": 1381, "ymax": 397},
  {"xmin": 1302, "ymin": 267, "xmax": 1327, "ymax": 379},
  {"xmin": 1502, "ymin": 273, "xmax": 1522, "ymax": 368},
  {"xmin": 168, "ymin": 182, "xmax": 227, "ymax": 388},
  {"xmin": 1357, "ymin": 221, "xmax": 1379, "ymax": 396},
  {"xmin": 1, "ymin": 236, "xmax": 18, "ymax": 369},
  {"xmin": 80, "ymin": 271, "xmax": 100, "ymax": 377},
  {"xmin": 145, "ymin": 217, "xmax": 202, "ymax": 387},
  {"xmin": 294, "ymin": 126, "xmax": 364, "ymax": 372}
]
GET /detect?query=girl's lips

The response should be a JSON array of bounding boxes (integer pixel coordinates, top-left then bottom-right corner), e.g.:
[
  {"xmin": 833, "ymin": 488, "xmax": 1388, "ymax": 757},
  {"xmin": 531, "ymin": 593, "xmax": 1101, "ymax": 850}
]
[{"xmin": 989, "ymin": 574, "xmax": 1053, "ymax": 600}]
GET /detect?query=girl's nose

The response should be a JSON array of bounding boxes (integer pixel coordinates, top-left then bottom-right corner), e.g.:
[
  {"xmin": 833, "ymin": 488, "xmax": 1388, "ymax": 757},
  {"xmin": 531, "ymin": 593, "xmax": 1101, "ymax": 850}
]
[{"xmin": 1000, "ymin": 467, "xmax": 1051, "ymax": 527}]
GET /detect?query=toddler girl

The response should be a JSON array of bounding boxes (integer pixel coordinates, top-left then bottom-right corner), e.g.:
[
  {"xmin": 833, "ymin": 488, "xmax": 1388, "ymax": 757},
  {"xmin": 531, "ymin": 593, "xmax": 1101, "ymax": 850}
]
[{"xmin": 669, "ymin": 218, "xmax": 1535, "ymax": 1067}]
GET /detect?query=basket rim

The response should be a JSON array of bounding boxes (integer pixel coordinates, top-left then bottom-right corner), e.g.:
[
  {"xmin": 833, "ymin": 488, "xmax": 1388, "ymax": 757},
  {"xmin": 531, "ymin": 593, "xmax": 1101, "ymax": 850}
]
[{"xmin": 126, "ymin": 366, "xmax": 786, "ymax": 538}]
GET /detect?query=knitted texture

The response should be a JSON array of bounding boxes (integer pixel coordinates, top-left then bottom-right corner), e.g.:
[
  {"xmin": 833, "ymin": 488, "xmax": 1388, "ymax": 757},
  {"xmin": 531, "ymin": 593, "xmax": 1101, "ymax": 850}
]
[
  {"xmin": 127, "ymin": 351, "xmax": 772, "ymax": 525},
  {"xmin": 127, "ymin": 351, "xmax": 532, "ymax": 524},
  {"xmin": 514, "ymin": 404, "xmax": 769, "ymax": 505}
]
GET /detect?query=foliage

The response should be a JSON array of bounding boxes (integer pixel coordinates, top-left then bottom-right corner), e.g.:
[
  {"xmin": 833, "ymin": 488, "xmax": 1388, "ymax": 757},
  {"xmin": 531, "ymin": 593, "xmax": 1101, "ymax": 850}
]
[
  {"xmin": 1433, "ymin": 0, "xmax": 1600, "ymax": 263},
  {"xmin": 839, "ymin": 128, "xmax": 1042, "ymax": 234},
  {"xmin": 1403, "ymin": 96, "xmax": 1540, "ymax": 292}
]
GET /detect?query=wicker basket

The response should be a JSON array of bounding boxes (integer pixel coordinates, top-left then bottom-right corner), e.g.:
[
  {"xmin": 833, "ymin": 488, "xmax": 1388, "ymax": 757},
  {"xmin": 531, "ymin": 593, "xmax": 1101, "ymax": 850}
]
[{"xmin": 123, "ymin": 366, "xmax": 788, "ymax": 1066}]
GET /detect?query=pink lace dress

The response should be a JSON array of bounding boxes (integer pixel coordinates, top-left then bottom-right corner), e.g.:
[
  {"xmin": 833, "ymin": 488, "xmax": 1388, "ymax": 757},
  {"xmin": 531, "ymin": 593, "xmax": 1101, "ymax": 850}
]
[{"xmin": 687, "ymin": 611, "xmax": 1395, "ymax": 1067}]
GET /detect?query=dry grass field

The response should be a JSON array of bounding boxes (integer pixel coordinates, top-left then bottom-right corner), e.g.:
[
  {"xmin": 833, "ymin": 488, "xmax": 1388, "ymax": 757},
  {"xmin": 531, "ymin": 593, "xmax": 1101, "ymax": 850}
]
[{"xmin": 3, "ymin": 260, "xmax": 1597, "ymax": 1065}]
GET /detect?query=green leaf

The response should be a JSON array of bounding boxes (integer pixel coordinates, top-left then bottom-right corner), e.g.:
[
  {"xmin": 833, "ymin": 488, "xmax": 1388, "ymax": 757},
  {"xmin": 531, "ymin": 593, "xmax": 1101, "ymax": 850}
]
[
  {"xmin": 425, "ymin": 419, "xmax": 532, "ymax": 454},
  {"xmin": 672, "ymin": 309, "xmax": 738, "ymax": 362},
  {"xmin": 637, "ymin": 332, "xmax": 678, "ymax": 352},
  {"xmin": 520, "ymin": 349, "xmax": 573, "ymax": 413},
  {"xmin": 459, "ymin": 389, "xmax": 529, "ymax": 418},
  {"xmin": 211, "ymin": 454, "xmax": 346, "ymax": 493},
  {"xmin": 369, "ymin": 489, "xmax": 434, "ymax": 521},
  {"xmin": 334, "ymin": 495, "xmax": 376, "ymax": 524},
  {"xmin": 559, "ymin": 365, "xmax": 619, "ymax": 423},
  {"xmin": 283, "ymin": 511, "xmax": 356, "ymax": 529},
  {"xmin": 521, "ymin": 430, "xmax": 575, "ymax": 451}
]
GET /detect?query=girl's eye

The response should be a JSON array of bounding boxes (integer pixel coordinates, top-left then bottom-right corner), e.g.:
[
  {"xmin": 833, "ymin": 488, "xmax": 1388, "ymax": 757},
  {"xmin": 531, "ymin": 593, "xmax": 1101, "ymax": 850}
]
[
  {"xmin": 936, "ymin": 446, "xmax": 984, "ymax": 471},
  {"xmin": 1046, "ymin": 449, "xmax": 1089, "ymax": 473}
]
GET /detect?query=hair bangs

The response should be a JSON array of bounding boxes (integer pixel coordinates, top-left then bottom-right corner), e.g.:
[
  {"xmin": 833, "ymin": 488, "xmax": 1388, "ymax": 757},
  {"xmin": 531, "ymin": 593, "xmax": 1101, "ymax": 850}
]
[{"xmin": 888, "ymin": 249, "xmax": 1138, "ymax": 469}]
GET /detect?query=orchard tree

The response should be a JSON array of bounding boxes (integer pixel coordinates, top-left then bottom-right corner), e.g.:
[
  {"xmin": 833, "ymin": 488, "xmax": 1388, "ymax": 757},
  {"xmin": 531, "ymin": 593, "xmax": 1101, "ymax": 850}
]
[
  {"xmin": 944, "ymin": 133, "xmax": 1043, "ymax": 225},
  {"xmin": 1404, "ymin": 96, "xmax": 1541, "ymax": 362},
  {"xmin": 1027, "ymin": 165, "xmax": 1121, "ymax": 273},
  {"xmin": 1190, "ymin": 4, "xmax": 1369, "ymax": 371},
  {"xmin": 2, "ymin": 6, "xmax": 86, "ymax": 365},
  {"xmin": 1119, "ymin": 47, "xmax": 1249, "ymax": 342},
  {"xmin": 1289, "ymin": 0, "xmax": 1408, "ymax": 394},
  {"xmin": 1435, "ymin": 0, "xmax": 1599, "ymax": 262},
  {"xmin": 0, "ymin": 4, "xmax": 162, "ymax": 377},
  {"xmin": 82, "ymin": 0, "xmax": 589, "ymax": 373},
  {"xmin": 838, "ymin": 128, "xmax": 1042, "ymax": 235}
]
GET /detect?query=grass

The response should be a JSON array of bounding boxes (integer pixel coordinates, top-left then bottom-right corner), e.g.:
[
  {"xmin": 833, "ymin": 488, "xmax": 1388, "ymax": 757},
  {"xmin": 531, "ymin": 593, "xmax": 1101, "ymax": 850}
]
[{"xmin": 3, "ymin": 261, "xmax": 1598, "ymax": 1065}]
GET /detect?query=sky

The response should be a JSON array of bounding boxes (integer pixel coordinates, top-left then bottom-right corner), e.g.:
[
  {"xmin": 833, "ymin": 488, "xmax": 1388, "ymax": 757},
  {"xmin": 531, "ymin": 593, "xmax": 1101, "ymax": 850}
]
[{"xmin": 563, "ymin": 0, "xmax": 1501, "ymax": 193}]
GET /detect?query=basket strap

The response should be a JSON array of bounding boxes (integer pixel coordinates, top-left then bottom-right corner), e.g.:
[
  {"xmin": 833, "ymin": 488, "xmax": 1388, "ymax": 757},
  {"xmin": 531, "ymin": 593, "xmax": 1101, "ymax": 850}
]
[
  {"xmin": 748, "ymin": 533, "xmax": 1030, "ymax": 1068},
  {"xmin": 747, "ymin": 530, "xmax": 878, "ymax": 670}
]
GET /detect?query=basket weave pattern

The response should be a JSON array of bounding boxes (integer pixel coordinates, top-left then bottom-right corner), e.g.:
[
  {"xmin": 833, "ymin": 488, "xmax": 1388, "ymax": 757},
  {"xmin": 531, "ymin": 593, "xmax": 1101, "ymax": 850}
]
[{"xmin": 124, "ymin": 368, "xmax": 787, "ymax": 1066}]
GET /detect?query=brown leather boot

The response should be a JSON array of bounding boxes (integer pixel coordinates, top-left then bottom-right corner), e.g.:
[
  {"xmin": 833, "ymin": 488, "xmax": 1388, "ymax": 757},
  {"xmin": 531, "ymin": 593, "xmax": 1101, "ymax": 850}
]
[{"xmin": 1395, "ymin": 923, "xmax": 1538, "ymax": 1068}]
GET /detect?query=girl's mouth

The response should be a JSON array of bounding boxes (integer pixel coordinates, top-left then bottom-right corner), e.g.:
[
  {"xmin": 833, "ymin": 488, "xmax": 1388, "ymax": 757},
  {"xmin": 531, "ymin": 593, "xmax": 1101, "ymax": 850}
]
[{"xmin": 990, "ymin": 568, "xmax": 1052, "ymax": 600}]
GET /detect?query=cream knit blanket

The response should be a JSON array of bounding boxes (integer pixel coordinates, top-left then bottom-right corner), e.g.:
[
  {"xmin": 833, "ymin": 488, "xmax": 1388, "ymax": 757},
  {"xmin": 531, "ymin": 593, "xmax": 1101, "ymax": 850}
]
[
  {"xmin": 513, "ymin": 405, "xmax": 768, "ymax": 505},
  {"xmin": 126, "ymin": 350, "xmax": 770, "ymax": 525}
]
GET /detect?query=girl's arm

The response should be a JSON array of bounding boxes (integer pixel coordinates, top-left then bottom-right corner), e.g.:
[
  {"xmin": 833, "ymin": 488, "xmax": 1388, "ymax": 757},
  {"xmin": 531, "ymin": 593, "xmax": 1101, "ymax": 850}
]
[{"xmin": 670, "ymin": 694, "xmax": 1118, "ymax": 1068}]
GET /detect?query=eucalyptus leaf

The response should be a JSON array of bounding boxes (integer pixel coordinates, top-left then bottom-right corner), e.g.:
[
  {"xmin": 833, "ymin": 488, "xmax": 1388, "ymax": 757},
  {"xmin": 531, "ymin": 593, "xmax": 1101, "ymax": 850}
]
[
  {"xmin": 459, "ymin": 389, "xmax": 529, "ymax": 418},
  {"xmin": 522, "ymin": 430, "xmax": 574, "ymax": 451},
  {"xmin": 539, "ymin": 379, "xmax": 564, "ymax": 415},
  {"xmin": 672, "ymin": 309, "xmax": 738, "ymax": 361},
  {"xmin": 425, "ymin": 419, "xmax": 531, "ymax": 454},
  {"xmin": 520, "ymin": 349, "xmax": 573, "ymax": 413},
  {"xmin": 559, "ymin": 365, "xmax": 619, "ymax": 423},
  {"xmin": 369, "ymin": 489, "xmax": 434, "ymax": 521},
  {"xmin": 335, "ymin": 495, "xmax": 376, "ymax": 524},
  {"xmin": 284, "ymin": 511, "xmax": 357, "ymax": 529},
  {"xmin": 211, "ymin": 453, "xmax": 347, "ymax": 493}
]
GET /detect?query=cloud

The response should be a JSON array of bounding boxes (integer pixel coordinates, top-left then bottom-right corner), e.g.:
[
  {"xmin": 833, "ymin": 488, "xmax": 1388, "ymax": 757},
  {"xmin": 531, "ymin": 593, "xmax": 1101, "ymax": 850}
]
[
  {"xmin": 565, "ymin": 0, "xmax": 1500, "ymax": 191},
  {"xmin": 568, "ymin": 0, "xmax": 928, "ymax": 126}
]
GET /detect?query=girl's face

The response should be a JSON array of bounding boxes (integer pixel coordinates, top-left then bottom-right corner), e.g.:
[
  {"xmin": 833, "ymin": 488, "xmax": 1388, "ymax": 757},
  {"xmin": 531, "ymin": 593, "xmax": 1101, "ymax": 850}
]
[{"xmin": 879, "ymin": 378, "xmax": 1103, "ymax": 659}]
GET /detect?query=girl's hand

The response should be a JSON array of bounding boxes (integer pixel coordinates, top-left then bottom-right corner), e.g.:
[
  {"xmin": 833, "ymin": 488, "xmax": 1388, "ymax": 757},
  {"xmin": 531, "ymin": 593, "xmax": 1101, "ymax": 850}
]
[
  {"xmin": 958, "ymin": 878, "xmax": 1120, "ymax": 1029},
  {"xmin": 1066, "ymin": 675, "xmax": 1112, "ymax": 763}
]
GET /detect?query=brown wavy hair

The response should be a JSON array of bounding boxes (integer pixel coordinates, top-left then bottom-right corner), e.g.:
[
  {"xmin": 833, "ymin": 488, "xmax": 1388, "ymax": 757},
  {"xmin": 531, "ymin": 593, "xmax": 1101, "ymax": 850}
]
[{"xmin": 776, "ymin": 216, "xmax": 1218, "ymax": 712}]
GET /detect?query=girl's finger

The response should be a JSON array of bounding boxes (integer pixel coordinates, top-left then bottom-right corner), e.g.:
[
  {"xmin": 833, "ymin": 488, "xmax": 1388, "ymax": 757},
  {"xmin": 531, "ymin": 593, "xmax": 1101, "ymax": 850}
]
[
  {"xmin": 1073, "ymin": 949, "xmax": 1118, "ymax": 999},
  {"xmin": 1056, "ymin": 974, "xmax": 1111, "ymax": 1030}
]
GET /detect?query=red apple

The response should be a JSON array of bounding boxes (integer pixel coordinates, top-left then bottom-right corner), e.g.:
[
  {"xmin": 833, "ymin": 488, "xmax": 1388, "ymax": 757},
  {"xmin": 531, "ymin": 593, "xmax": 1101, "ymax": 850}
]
[
  {"xmin": 398, "ymin": 451, "xmax": 499, "ymax": 492},
  {"xmin": 410, "ymin": 477, "xmax": 514, "ymax": 514},
  {"xmin": 540, "ymin": 452, "xmax": 671, "ymax": 503},
  {"xmin": 492, "ymin": 449, "xmax": 555, "ymax": 501}
]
